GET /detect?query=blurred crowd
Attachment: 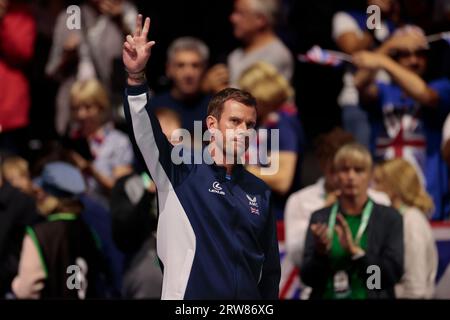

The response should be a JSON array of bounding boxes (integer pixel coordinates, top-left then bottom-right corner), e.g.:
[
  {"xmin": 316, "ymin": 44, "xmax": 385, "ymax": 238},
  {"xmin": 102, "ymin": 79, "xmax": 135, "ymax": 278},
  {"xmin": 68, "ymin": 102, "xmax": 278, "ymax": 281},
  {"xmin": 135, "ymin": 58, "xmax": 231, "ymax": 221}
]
[{"xmin": 0, "ymin": 0, "xmax": 449, "ymax": 299}]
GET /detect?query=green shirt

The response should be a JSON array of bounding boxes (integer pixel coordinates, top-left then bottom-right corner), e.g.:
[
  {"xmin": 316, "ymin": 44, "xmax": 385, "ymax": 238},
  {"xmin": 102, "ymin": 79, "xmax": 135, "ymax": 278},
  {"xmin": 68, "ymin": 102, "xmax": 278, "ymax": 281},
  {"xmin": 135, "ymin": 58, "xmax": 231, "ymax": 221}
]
[{"xmin": 323, "ymin": 213, "xmax": 368, "ymax": 299}]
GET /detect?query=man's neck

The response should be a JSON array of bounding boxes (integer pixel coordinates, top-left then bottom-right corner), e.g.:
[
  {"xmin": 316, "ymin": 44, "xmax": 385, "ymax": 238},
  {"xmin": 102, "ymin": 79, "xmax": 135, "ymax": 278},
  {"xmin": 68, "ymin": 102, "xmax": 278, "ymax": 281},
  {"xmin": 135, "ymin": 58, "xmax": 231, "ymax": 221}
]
[
  {"xmin": 339, "ymin": 193, "xmax": 369, "ymax": 215},
  {"xmin": 243, "ymin": 29, "xmax": 276, "ymax": 53},
  {"xmin": 208, "ymin": 143, "xmax": 234, "ymax": 175}
]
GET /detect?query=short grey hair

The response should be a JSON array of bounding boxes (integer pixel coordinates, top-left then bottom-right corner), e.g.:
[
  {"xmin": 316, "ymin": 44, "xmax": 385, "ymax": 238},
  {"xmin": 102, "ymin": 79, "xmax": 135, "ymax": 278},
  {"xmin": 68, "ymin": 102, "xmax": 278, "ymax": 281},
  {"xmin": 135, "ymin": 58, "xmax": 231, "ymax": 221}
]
[
  {"xmin": 249, "ymin": 0, "xmax": 280, "ymax": 27},
  {"xmin": 167, "ymin": 37, "xmax": 209, "ymax": 65}
]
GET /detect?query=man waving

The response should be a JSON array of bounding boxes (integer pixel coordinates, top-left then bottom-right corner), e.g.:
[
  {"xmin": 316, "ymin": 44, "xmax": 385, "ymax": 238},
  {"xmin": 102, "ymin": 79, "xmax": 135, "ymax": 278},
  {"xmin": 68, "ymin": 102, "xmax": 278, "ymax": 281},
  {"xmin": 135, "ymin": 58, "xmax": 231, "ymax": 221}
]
[{"xmin": 123, "ymin": 15, "xmax": 280, "ymax": 300}]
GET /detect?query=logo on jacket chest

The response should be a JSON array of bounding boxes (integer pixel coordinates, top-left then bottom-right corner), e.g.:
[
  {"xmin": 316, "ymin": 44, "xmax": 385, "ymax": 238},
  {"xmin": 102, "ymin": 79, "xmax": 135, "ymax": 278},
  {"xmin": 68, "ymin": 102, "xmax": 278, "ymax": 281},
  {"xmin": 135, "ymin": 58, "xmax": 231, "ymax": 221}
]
[
  {"xmin": 246, "ymin": 194, "xmax": 260, "ymax": 215},
  {"xmin": 208, "ymin": 181, "xmax": 225, "ymax": 196}
]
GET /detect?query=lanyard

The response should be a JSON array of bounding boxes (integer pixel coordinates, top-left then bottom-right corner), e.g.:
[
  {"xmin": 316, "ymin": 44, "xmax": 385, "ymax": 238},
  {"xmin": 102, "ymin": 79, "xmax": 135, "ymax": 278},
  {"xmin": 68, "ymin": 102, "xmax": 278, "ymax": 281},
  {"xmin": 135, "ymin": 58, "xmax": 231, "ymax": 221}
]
[
  {"xmin": 47, "ymin": 212, "xmax": 78, "ymax": 222},
  {"xmin": 327, "ymin": 199, "xmax": 373, "ymax": 246}
]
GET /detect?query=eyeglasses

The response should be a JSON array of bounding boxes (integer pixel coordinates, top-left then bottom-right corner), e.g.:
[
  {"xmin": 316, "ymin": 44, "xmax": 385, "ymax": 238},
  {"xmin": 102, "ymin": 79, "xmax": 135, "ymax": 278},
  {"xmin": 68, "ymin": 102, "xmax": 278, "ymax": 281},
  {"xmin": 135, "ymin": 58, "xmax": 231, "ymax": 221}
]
[{"xmin": 394, "ymin": 49, "xmax": 428, "ymax": 59}]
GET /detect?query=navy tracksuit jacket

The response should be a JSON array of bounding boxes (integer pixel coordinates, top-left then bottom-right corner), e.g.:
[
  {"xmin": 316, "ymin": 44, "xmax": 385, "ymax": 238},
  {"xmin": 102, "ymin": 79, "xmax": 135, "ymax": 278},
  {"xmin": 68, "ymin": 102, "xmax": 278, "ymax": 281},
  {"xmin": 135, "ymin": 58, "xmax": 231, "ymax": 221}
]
[{"xmin": 124, "ymin": 83, "xmax": 280, "ymax": 300}]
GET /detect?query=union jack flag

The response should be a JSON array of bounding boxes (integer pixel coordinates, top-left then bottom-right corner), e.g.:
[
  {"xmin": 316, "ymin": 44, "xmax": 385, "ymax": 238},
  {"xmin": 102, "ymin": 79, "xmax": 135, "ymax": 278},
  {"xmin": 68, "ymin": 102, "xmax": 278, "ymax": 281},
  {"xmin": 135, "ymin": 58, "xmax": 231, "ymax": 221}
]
[
  {"xmin": 298, "ymin": 46, "xmax": 350, "ymax": 67},
  {"xmin": 250, "ymin": 206, "xmax": 260, "ymax": 215},
  {"xmin": 277, "ymin": 221, "xmax": 303, "ymax": 299},
  {"xmin": 375, "ymin": 110, "xmax": 427, "ymax": 181}
]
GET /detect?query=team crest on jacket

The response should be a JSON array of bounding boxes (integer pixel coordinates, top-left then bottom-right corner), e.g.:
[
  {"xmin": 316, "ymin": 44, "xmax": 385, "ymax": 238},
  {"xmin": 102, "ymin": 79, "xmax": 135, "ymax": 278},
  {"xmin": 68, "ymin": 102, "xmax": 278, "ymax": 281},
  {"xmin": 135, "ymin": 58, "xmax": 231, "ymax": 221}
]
[{"xmin": 246, "ymin": 194, "xmax": 260, "ymax": 215}]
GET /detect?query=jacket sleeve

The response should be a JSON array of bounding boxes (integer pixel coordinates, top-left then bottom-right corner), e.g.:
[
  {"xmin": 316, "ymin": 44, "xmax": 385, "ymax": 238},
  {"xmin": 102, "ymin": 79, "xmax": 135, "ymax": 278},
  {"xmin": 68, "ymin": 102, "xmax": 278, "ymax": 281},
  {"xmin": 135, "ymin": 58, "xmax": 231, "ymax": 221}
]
[
  {"xmin": 258, "ymin": 193, "xmax": 281, "ymax": 299},
  {"xmin": 285, "ymin": 193, "xmax": 311, "ymax": 267},
  {"xmin": 300, "ymin": 210, "xmax": 331, "ymax": 289},
  {"xmin": 11, "ymin": 234, "xmax": 46, "ymax": 299},
  {"xmin": 123, "ymin": 83, "xmax": 190, "ymax": 190},
  {"xmin": 397, "ymin": 210, "xmax": 436, "ymax": 298}
]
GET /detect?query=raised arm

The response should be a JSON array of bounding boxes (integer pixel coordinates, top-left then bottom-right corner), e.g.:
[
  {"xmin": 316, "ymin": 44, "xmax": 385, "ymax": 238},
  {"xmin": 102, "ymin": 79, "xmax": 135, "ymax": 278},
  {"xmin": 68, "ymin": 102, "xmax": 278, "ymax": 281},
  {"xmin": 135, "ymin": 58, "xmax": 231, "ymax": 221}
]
[{"xmin": 123, "ymin": 15, "xmax": 188, "ymax": 189}]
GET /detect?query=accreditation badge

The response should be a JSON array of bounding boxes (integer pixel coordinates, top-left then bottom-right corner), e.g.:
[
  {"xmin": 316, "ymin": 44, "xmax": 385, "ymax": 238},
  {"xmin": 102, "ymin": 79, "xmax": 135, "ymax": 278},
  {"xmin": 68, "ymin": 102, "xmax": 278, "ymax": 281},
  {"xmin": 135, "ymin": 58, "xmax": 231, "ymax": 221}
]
[{"xmin": 333, "ymin": 270, "xmax": 351, "ymax": 298}]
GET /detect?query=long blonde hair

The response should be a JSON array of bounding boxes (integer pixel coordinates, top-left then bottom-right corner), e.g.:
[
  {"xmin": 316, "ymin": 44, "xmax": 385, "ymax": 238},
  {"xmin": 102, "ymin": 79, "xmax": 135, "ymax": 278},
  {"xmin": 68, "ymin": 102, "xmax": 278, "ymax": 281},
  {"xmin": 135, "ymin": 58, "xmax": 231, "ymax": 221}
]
[{"xmin": 379, "ymin": 158, "xmax": 434, "ymax": 214}]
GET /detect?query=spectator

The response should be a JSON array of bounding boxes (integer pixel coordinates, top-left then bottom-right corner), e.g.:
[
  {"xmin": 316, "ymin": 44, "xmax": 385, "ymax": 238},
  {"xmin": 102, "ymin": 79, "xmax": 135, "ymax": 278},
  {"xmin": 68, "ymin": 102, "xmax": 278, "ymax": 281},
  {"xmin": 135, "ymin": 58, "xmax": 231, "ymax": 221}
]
[
  {"xmin": 0, "ymin": 0, "xmax": 36, "ymax": 155},
  {"xmin": 1, "ymin": 155, "xmax": 33, "ymax": 195},
  {"xmin": 12, "ymin": 162, "xmax": 106, "ymax": 299},
  {"xmin": 353, "ymin": 25, "xmax": 450, "ymax": 219},
  {"xmin": 0, "ymin": 153, "xmax": 38, "ymax": 298},
  {"xmin": 149, "ymin": 37, "xmax": 211, "ymax": 133},
  {"xmin": 238, "ymin": 61, "xmax": 304, "ymax": 219},
  {"xmin": 45, "ymin": 0, "xmax": 137, "ymax": 135},
  {"xmin": 110, "ymin": 172, "xmax": 162, "ymax": 298},
  {"xmin": 68, "ymin": 79, "xmax": 133, "ymax": 207},
  {"xmin": 374, "ymin": 158, "xmax": 438, "ymax": 299},
  {"xmin": 203, "ymin": 0, "xmax": 294, "ymax": 93},
  {"xmin": 301, "ymin": 143, "xmax": 403, "ymax": 299},
  {"xmin": 285, "ymin": 128, "xmax": 390, "ymax": 268},
  {"xmin": 31, "ymin": 143, "xmax": 125, "ymax": 297},
  {"xmin": 332, "ymin": 0, "xmax": 400, "ymax": 147}
]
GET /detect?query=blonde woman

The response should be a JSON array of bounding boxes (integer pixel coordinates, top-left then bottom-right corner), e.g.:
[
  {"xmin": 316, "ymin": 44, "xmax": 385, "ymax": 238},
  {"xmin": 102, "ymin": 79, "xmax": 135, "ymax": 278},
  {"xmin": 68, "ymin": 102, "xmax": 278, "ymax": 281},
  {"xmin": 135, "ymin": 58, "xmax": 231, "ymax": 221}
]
[
  {"xmin": 302, "ymin": 143, "xmax": 403, "ymax": 299},
  {"xmin": 239, "ymin": 61, "xmax": 304, "ymax": 220},
  {"xmin": 69, "ymin": 79, "xmax": 133, "ymax": 206},
  {"xmin": 375, "ymin": 158, "xmax": 438, "ymax": 299}
]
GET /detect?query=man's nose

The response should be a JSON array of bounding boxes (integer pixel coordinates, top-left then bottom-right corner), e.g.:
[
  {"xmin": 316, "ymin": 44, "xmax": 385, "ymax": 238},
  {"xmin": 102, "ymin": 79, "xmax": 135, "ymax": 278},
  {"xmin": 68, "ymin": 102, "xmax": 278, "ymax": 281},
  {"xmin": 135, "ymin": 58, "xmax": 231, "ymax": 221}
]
[
  {"xmin": 409, "ymin": 55, "xmax": 419, "ymax": 66},
  {"xmin": 347, "ymin": 169, "xmax": 356, "ymax": 179}
]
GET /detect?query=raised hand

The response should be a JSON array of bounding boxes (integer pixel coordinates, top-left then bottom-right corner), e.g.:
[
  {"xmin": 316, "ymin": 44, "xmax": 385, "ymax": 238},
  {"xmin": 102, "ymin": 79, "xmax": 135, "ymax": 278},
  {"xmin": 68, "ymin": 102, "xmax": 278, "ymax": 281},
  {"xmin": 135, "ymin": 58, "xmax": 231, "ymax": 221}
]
[
  {"xmin": 123, "ymin": 14, "xmax": 155, "ymax": 76},
  {"xmin": 335, "ymin": 214, "xmax": 364, "ymax": 256},
  {"xmin": 201, "ymin": 64, "xmax": 230, "ymax": 94},
  {"xmin": 352, "ymin": 51, "xmax": 386, "ymax": 71}
]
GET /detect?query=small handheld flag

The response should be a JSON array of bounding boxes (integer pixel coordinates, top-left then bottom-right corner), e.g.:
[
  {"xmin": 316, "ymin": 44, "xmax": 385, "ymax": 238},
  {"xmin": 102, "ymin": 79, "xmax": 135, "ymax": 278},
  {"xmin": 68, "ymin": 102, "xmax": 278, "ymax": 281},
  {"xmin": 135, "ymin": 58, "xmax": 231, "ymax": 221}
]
[{"xmin": 297, "ymin": 45, "xmax": 352, "ymax": 67}]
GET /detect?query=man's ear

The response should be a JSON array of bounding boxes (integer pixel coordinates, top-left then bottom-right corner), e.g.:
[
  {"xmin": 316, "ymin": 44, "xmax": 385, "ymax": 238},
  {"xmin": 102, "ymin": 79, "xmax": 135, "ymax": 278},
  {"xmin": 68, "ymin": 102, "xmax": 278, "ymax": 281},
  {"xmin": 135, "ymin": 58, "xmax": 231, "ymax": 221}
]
[
  {"xmin": 255, "ymin": 13, "xmax": 269, "ymax": 30},
  {"xmin": 206, "ymin": 115, "xmax": 218, "ymax": 130}
]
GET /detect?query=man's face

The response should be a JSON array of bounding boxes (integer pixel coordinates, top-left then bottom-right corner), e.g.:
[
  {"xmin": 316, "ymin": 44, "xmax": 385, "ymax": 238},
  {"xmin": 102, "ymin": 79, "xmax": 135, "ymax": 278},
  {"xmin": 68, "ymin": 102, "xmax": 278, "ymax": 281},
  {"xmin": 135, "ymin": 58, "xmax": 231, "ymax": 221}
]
[
  {"xmin": 208, "ymin": 99, "xmax": 257, "ymax": 160},
  {"xmin": 230, "ymin": 0, "xmax": 265, "ymax": 42},
  {"xmin": 336, "ymin": 160, "xmax": 371, "ymax": 199},
  {"xmin": 396, "ymin": 49, "xmax": 427, "ymax": 76},
  {"xmin": 167, "ymin": 50, "xmax": 205, "ymax": 97}
]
